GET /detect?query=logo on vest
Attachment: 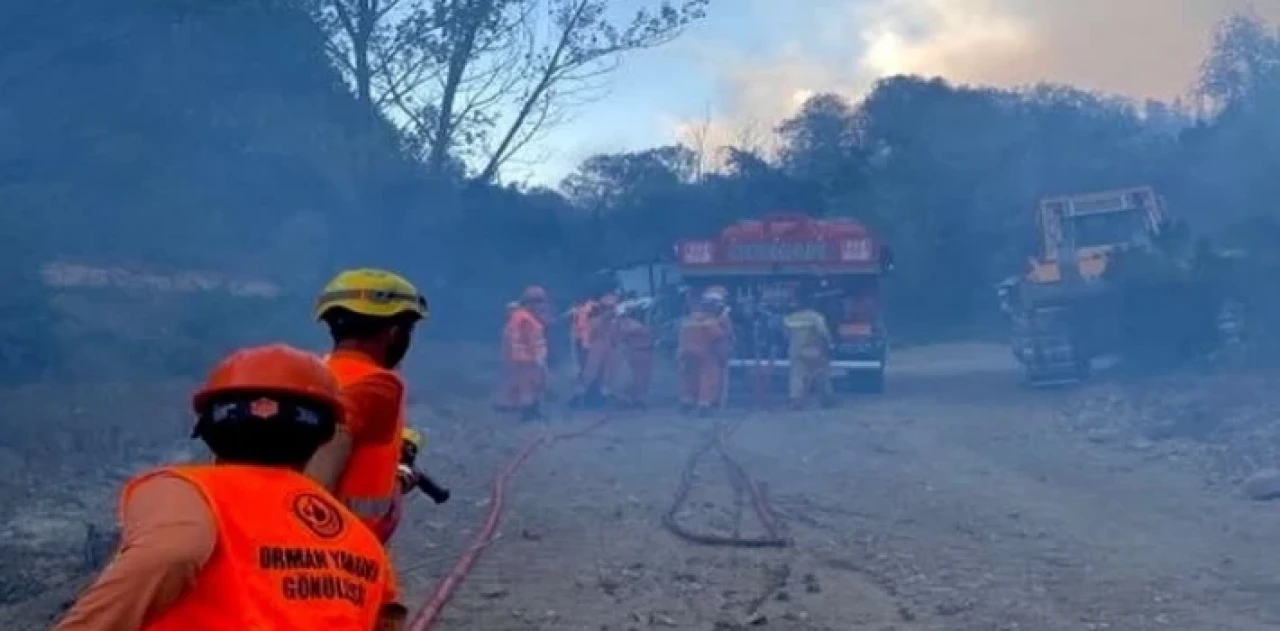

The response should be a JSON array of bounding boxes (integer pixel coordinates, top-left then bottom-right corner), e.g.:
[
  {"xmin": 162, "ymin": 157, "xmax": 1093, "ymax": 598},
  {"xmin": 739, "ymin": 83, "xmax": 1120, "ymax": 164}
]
[
  {"xmin": 259, "ymin": 546, "xmax": 380, "ymax": 608},
  {"xmin": 292, "ymin": 493, "xmax": 345, "ymax": 539},
  {"xmin": 250, "ymin": 397, "xmax": 280, "ymax": 418}
]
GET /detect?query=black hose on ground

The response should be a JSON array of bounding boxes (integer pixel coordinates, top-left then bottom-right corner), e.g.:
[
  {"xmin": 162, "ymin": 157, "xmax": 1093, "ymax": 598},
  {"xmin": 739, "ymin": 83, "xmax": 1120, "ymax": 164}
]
[{"xmin": 662, "ymin": 418, "xmax": 790, "ymax": 548}]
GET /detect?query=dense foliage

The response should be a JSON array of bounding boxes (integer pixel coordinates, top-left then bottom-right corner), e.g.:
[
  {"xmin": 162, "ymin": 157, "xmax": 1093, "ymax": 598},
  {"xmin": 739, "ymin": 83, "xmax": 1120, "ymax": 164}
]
[
  {"xmin": 557, "ymin": 14, "xmax": 1280, "ymax": 341},
  {"xmin": 3, "ymin": 2, "xmax": 1280, "ymax": 381}
]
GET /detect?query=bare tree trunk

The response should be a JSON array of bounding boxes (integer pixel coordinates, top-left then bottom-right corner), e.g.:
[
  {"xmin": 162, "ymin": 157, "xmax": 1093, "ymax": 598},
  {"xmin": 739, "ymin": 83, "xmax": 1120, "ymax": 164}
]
[
  {"xmin": 333, "ymin": 0, "xmax": 379, "ymax": 106},
  {"xmin": 428, "ymin": 0, "xmax": 495, "ymax": 174}
]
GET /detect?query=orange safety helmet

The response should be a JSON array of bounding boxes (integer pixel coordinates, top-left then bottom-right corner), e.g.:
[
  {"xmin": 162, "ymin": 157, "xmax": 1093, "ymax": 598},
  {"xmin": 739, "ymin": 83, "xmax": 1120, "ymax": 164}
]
[
  {"xmin": 191, "ymin": 344, "xmax": 343, "ymax": 421},
  {"xmin": 521, "ymin": 285, "xmax": 549, "ymax": 303},
  {"xmin": 599, "ymin": 293, "xmax": 619, "ymax": 309}
]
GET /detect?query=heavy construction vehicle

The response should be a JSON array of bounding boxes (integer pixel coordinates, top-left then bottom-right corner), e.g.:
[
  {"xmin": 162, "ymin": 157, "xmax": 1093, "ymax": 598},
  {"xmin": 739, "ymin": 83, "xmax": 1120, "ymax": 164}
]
[
  {"xmin": 998, "ymin": 186, "xmax": 1234, "ymax": 386},
  {"xmin": 675, "ymin": 213, "xmax": 892, "ymax": 393}
]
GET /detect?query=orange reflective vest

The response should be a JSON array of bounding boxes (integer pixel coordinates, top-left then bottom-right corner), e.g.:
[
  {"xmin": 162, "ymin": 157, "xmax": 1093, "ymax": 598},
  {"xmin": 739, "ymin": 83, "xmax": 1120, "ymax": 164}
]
[
  {"xmin": 326, "ymin": 353, "xmax": 404, "ymax": 534},
  {"xmin": 504, "ymin": 307, "xmax": 547, "ymax": 363},
  {"xmin": 128, "ymin": 465, "xmax": 393, "ymax": 630}
]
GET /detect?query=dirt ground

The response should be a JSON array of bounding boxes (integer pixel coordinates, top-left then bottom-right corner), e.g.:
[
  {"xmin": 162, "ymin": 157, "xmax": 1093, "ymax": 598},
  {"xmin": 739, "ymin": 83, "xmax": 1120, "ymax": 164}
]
[{"xmin": 9, "ymin": 342, "xmax": 1280, "ymax": 630}]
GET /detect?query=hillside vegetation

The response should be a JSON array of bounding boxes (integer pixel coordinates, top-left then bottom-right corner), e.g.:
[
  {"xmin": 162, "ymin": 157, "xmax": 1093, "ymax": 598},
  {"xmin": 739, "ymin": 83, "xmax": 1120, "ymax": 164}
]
[{"xmin": 3, "ymin": 4, "xmax": 1280, "ymax": 382}]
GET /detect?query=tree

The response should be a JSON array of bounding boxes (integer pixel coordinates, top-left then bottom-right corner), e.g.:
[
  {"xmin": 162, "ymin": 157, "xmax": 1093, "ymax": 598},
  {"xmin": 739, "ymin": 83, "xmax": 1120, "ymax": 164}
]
[
  {"xmin": 474, "ymin": 0, "xmax": 709, "ymax": 182},
  {"xmin": 776, "ymin": 93, "xmax": 867, "ymax": 202},
  {"xmin": 315, "ymin": 0, "xmax": 710, "ymax": 180},
  {"xmin": 562, "ymin": 145, "xmax": 697, "ymax": 209},
  {"xmin": 561, "ymin": 145, "xmax": 702, "ymax": 265},
  {"xmin": 1198, "ymin": 11, "xmax": 1280, "ymax": 112}
]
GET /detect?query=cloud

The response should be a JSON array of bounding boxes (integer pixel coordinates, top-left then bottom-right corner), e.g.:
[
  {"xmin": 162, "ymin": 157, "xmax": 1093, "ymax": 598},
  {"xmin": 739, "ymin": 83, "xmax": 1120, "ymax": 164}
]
[{"xmin": 676, "ymin": 0, "xmax": 1280, "ymax": 154}]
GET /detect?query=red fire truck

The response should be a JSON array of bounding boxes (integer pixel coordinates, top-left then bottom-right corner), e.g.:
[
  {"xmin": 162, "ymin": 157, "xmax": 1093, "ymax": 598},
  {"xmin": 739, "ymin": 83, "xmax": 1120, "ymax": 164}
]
[{"xmin": 674, "ymin": 213, "xmax": 891, "ymax": 393}]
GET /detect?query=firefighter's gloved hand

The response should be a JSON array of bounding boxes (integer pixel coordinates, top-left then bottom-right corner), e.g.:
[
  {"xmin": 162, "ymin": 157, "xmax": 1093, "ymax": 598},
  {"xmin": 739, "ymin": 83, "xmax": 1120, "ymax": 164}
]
[{"xmin": 397, "ymin": 464, "xmax": 416, "ymax": 494}]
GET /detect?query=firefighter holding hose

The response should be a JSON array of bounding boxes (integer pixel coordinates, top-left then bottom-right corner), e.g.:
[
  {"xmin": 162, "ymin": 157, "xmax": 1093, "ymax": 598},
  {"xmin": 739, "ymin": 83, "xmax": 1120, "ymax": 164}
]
[
  {"xmin": 572, "ymin": 292, "xmax": 620, "ymax": 408},
  {"xmin": 308, "ymin": 268, "xmax": 428, "ymax": 543},
  {"xmin": 54, "ymin": 345, "xmax": 405, "ymax": 631},
  {"xmin": 678, "ymin": 290, "xmax": 732, "ymax": 416},
  {"xmin": 612, "ymin": 296, "xmax": 655, "ymax": 408}
]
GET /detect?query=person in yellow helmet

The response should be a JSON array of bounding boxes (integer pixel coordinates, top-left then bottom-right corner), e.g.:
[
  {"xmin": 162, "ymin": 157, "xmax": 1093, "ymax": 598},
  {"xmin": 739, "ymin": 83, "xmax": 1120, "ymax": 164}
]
[
  {"xmin": 397, "ymin": 426, "xmax": 450, "ymax": 504},
  {"xmin": 306, "ymin": 268, "xmax": 428, "ymax": 543}
]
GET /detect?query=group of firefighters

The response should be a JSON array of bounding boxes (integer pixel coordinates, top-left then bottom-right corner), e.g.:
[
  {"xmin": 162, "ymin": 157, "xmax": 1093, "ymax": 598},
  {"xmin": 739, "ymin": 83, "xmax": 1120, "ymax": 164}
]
[
  {"xmin": 497, "ymin": 281, "xmax": 840, "ymax": 419},
  {"xmin": 56, "ymin": 268, "xmax": 444, "ymax": 631},
  {"xmin": 55, "ymin": 268, "xmax": 840, "ymax": 630}
]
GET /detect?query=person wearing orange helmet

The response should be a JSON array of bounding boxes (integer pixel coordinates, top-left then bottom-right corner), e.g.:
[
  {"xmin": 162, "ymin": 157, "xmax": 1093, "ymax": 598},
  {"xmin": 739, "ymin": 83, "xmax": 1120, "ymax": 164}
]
[
  {"xmin": 501, "ymin": 285, "xmax": 551, "ymax": 421},
  {"xmin": 571, "ymin": 292, "xmax": 620, "ymax": 408},
  {"xmin": 307, "ymin": 268, "xmax": 428, "ymax": 543},
  {"xmin": 569, "ymin": 295, "xmax": 598, "ymax": 377},
  {"xmin": 54, "ymin": 345, "xmax": 404, "ymax": 631},
  {"xmin": 677, "ymin": 292, "xmax": 733, "ymax": 416},
  {"xmin": 611, "ymin": 297, "xmax": 655, "ymax": 408}
]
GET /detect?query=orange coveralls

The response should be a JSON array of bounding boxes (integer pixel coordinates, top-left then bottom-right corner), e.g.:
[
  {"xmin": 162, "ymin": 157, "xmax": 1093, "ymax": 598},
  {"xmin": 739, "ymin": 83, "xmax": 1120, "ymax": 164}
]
[
  {"xmin": 577, "ymin": 308, "xmax": 618, "ymax": 399},
  {"xmin": 571, "ymin": 300, "xmax": 596, "ymax": 375},
  {"xmin": 677, "ymin": 311, "xmax": 730, "ymax": 410},
  {"xmin": 502, "ymin": 306, "xmax": 548, "ymax": 409},
  {"xmin": 611, "ymin": 315, "xmax": 653, "ymax": 405}
]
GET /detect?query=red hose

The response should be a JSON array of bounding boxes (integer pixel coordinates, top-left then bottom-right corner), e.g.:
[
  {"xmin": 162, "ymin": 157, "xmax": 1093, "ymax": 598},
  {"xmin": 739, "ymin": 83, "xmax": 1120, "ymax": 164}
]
[{"xmin": 408, "ymin": 416, "xmax": 609, "ymax": 631}]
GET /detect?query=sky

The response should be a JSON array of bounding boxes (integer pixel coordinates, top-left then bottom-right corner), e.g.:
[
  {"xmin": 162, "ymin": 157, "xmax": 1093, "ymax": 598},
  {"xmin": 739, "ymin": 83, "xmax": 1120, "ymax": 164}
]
[{"xmin": 511, "ymin": 0, "xmax": 1280, "ymax": 186}]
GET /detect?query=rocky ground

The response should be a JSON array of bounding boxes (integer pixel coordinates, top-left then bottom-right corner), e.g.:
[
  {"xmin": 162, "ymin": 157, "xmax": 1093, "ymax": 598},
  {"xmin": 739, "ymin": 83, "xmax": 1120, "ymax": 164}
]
[{"xmin": 8, "ymin": 342, "xmax": 1280, "ymax": 630}]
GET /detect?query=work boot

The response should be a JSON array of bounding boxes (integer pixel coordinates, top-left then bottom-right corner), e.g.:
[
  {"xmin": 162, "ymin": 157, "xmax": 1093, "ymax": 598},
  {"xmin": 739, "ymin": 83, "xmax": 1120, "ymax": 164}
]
[
  {"xmin": 696, "ymin": 405, "xmax": 713, "ymax": 418},
  {"xmin": 680, "ymin": 403, "xmax": 695, "ymax": 415},
  {"xmin": 519, "ymin": 404, "xmax": 545, "ymax": 422},
  {"xmin": 788, "ymin": 399, "xmax": 805, "ymax": 411}
]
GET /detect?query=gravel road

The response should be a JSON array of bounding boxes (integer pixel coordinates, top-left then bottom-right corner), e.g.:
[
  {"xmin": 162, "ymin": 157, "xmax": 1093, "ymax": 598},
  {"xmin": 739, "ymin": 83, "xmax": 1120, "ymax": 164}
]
[
  {"xmin": 397, "ymin": 343, "xmax": 1280, "ymax": 630},
  {"xmin": 8, "ymin": 343, "xmax": 1280, "ymax": 630}
]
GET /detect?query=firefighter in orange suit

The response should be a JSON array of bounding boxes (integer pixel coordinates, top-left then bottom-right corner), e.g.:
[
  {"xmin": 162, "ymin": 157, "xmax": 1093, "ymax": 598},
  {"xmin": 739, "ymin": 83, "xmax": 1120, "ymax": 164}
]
[
  {"xmin": 502, "ymin": 286, "xmax": 550, "ymax": 421},
  {"xmin": 678, "ymin": 293, "xmax": 732, "ymax": 416},
  {"xmin": 570, "ymin": 296, "xmax": 598, "ymax": 377},
  {"xmin": 573, "ymin": 293, "xmax": 619, "ymax": 407},
  {"xmin": 307, "ymin": 268, "xmax": 428, "ymax": 543},
  {"xmin": 55, "ymin": 345, "xmax": 404, "ymax": 631},
  {"xmin": 612, "ymin": 298, "xmax": 654, "ymax": 408},
  {"xmin": 496, "ymin": 301, "xmax": 521, "ymax": 411}
]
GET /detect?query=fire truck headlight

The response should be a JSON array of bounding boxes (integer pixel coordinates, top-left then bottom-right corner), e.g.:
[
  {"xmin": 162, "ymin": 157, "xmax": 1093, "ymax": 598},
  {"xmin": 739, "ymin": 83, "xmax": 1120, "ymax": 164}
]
[
  {"xmin": 681, "ymin": 241, "xmax": 714, "ymax": 264},
  {"xmin": 839, "ymin": 238, "xmax": 873, "ymax": 262}
]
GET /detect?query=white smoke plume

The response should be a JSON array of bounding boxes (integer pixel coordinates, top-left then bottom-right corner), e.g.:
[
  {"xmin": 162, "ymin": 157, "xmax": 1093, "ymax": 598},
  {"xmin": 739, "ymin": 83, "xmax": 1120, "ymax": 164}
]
[{"xmin": 676, "ymin": 0, "xmax": 1280, "ymax": 153}]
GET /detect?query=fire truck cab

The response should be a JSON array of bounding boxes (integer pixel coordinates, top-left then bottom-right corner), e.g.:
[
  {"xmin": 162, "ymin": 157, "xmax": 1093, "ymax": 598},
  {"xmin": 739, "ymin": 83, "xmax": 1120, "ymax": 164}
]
[{"xmin": 675, "ymin": 213, "xmax": 891, "ymax": 393}]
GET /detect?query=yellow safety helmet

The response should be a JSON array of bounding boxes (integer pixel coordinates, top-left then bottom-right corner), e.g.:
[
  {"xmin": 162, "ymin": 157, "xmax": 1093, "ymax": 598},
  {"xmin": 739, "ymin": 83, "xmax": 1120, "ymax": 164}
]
[
  {"xmin": 314, "ymin": 268, "xmax": 429, "ymax": 322},
  {"xmin": 402, "ymin": 427, "xmax": 426, "ymax": 450}
]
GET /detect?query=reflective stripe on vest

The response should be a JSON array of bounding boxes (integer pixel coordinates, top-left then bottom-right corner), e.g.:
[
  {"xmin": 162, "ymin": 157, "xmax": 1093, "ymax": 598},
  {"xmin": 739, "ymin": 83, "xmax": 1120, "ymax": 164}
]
[
  {"xmin": 127, "ymin": 465, "xmax": 392, "ymax": 630},
  {"xmin": 325, "ymin": 353, "xmax": 404, "ymax": 536},
  {"xmin": 344, "ymin": 496, "xmax": 396, "ymax": 521},
  {"xmin": 504, "ymin": 307, "xmax": 546, "ymax": 362}
]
